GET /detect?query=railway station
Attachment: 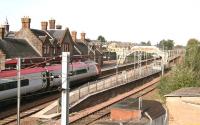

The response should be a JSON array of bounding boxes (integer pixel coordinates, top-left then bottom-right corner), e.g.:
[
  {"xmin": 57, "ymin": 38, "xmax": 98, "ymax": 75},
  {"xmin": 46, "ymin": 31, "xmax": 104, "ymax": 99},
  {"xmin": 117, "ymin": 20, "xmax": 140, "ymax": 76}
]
[
  {"xmin": 0, "ymin": 43, "xmax": 184, "ymax": 125},
  {"xmin": 1, "ymin": 1, "xmax": 199, "ymax": 124}
]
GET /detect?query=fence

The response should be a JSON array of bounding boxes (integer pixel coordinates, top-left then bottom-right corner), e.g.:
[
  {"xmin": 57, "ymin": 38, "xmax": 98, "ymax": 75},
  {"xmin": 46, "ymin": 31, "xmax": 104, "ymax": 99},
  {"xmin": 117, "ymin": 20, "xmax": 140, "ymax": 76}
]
[{"xmin": 69, "ymin": 62, "xmax": 161, "ymax": 106}]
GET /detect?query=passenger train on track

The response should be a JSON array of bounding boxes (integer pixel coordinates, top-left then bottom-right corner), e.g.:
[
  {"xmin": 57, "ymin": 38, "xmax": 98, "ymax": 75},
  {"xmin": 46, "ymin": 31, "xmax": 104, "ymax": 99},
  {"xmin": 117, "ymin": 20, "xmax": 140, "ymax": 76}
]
[{"xmin": 0, "ymin": 60, "xmax": 101, "ymax": 100}]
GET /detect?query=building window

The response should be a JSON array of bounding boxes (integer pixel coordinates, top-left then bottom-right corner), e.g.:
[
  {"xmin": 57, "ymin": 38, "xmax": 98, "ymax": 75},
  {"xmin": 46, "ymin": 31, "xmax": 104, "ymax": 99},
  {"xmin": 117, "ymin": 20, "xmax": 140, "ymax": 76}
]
[
  {"xmin": 43, "ymin": 44, "xmax": 50, "ymax": 55},
  {"xmin": 43, "ymin": 45, "xmax": 46, "ymax": 54},
  {"xmin": 47, "ymin": 45, "xmax": 49, "ymax": 54},
  {"xmin": 53, "ymin": 48, "xmax": 56, "ymax": 55},
  {"xmin": 62, "ymin": 44, "xmax": 69, "ymax": 52}
]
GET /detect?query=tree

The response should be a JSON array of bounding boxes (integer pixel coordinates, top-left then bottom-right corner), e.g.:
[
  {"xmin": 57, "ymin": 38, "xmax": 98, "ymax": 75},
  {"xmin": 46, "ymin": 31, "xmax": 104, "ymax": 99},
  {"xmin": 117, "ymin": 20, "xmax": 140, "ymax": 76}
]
[
  {"xmin": 147, "ymin": 41, "xmax": 151, "ymax": 46},
  {"xmin": 158, "ymin": 39, "xmax": 174, "ymax": 50},
  {"xmin": 140, "ymin": 41, "xmax": 151, "ymax": 46},
  {"xmin": 97, "ymin": 35, "xmax": 106, "ymax": 42},
  {"xmin": 140, "ymin": 41, "xmax": 146, "ymax": 46},
  {"xmin": 184, "ymin": 39, "xmax": 200, "ymax": 76},
  {"xmin": 158, "ymin": 38, "xmax": 200, "ymax": 98}
]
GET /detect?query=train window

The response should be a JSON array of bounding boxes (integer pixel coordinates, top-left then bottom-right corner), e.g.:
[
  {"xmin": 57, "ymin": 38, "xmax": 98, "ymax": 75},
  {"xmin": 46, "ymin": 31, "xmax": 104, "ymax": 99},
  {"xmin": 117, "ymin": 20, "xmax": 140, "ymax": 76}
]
[
  {"xmin": 74, "ymin": 69, "xmax": 87, "ymax": 75},
  {"xmin": 0, "ymin": 79, "xmax": 29, "ymax": 91},
  {"xmin": 21, "ymin": 79, "xmax": 29, "ymax": 86}
]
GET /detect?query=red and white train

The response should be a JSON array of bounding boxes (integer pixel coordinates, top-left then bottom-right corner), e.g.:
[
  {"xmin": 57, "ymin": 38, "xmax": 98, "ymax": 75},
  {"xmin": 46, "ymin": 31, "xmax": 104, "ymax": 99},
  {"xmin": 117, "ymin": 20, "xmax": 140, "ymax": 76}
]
[{"xmin": 0, "ymin": 61, "xmax": 101, "ymax": 100}]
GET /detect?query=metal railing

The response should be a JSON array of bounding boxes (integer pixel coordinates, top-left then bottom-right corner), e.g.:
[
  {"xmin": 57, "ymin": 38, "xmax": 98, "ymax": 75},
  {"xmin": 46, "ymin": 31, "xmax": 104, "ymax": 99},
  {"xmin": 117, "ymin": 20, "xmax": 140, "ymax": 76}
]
[{"xmin": 69, "ymin": 62, "xmax": 161, "ymax": 106}]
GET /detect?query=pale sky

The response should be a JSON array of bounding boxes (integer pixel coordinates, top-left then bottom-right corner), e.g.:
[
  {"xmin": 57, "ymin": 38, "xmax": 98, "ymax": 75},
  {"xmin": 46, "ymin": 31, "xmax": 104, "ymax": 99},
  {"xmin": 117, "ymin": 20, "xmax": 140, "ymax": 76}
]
[{"xmin": 1, "ymin": 0, "xmax": 200, "ymax": 46}]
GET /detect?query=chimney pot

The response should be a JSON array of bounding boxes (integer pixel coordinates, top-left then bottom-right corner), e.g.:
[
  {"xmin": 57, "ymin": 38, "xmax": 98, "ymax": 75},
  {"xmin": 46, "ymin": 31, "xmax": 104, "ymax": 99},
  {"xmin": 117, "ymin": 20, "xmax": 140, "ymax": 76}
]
[
  {"xmin": 21, "ymin": 17, "xmax": 31, "ymax": 29},
  {"xmin": 71, "ymin": 31, "xmax": 77, "ymax": 42},
  {"xmin": 81, "ymin": 32, "xmax": 86, "ymax": 42},
  {"xmin": 41, "ymin": 21, "xmax": 48, "ymax": 30},
  {"xmin": 0, "ymin": 27, "xmax": 5, "ymax": 40},
  {"xmin": 49, "ymin": 19, "xmax": 56, "ymax": 29},
  {"xmin": 56, "ymin": 25, "xmax": 62, "ymax": 29}
]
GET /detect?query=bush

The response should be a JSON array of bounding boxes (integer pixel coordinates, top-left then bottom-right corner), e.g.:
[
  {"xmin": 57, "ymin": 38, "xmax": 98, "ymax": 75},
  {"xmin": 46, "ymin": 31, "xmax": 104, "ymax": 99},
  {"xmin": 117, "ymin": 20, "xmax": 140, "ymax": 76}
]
[
  {"xmin": 158, "ymin": 65, "xmax": 200, "ymax": 97},
  {"xmin": 158, "ymin": 38, "xmax": 200, "ymax": 99}
]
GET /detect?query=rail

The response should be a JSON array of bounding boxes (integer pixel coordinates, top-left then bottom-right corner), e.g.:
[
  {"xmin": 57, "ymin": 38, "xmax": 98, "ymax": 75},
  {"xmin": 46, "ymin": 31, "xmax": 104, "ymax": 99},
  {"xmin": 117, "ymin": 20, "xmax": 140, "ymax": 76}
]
[{"xmin": 69, "ymin": 63, "xmax": 161, "ymax": 106}]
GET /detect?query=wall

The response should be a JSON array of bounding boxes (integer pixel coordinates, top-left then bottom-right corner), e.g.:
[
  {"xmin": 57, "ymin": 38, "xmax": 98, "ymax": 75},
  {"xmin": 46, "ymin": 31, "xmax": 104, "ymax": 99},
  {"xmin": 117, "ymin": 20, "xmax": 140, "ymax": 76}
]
[
  {"xmin": 0, "ymin": 51, "xmax": 5, "ymax": 71},
  {"xmin": 166, "ymin": 96, "xmax": 200, "ymax": 125},
  {"xmin": 69, "ymin": 72, "xmax": 160, "ymax": 113}
]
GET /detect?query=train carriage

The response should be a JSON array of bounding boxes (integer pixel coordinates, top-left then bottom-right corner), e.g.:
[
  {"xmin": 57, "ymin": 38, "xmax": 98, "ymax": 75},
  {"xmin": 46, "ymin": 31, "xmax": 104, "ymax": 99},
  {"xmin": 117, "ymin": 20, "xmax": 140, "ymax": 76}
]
[{"xmin": 0, "ymin": 61, "xmax": 101, "ymax": 100}]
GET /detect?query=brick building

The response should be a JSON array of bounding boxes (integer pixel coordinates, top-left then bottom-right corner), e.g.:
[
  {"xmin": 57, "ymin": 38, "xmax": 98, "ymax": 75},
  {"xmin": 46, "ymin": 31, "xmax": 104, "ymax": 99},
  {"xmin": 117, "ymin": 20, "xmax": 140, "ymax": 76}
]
[
  {"xmin": 0, "ymin": 17, "xmax": 103, "ymax": 66},
  {"xmin": 0, "ymin": 25, "xmax": 40, "ymax": 58},
  {"xmin": 16, "ymin": 17, "xmax": 76, "ymax": 57}
]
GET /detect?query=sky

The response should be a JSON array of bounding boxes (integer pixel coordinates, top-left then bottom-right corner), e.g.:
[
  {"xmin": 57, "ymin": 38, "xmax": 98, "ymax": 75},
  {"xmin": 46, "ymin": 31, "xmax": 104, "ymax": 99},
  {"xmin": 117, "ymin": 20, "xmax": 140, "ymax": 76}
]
[{"xmin": 0, "ymin": 0, "xmax": 200, "ymax": 46}]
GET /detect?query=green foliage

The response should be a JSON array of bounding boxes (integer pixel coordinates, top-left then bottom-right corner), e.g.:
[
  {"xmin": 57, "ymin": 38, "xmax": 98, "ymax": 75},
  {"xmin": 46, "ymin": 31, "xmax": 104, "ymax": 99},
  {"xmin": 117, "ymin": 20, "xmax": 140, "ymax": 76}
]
[
  {"xmin": 158, "ymin": 38, "xmax": 200, "ymax": 97},
  {"xmin": 140, "ymin": 41, "xmax": 151, "ymax": 46},
  {"xmin": 158, "ymin": 65, "xmax": 199, "ymax": 97},
  {"xmin": 184, "ymin": 39, "xmax": 200, "ymax": 70},
  {"xmin": 158, "ymin": 39, "xmax": 174, "ymax": 50},
  {"xmin": 97, "ymin": 35, "xmax": 106, "ymax": 42},
  {"xmin": 147, "ymin": 41, "xmax": 151, "ymax": 46}
]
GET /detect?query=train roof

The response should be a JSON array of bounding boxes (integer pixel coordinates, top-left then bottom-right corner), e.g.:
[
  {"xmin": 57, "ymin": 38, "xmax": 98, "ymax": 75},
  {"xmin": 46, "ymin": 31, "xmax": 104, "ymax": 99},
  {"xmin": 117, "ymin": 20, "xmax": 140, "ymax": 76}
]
[{"xmin": 0, "ymin": 61, "xmax": 95, "ymax": 78}]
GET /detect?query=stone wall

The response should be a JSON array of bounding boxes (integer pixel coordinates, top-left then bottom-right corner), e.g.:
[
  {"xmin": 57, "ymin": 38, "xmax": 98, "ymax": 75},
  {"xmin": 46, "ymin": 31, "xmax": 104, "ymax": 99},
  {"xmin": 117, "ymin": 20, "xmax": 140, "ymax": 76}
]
[{"xmin": 0, "ymin": 50, "xmax": 5, "ymax": 71}]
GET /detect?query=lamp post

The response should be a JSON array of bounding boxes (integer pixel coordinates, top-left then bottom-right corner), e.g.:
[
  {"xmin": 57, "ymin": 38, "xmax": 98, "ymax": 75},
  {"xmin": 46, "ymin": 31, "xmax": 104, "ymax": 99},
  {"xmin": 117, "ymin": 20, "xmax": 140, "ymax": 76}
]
[
  {"xmin": 17, "ymin": 58, "xmax": 21, "ymax": 125},
  {"xmin": 61, "ymin": 52, "xmax": 70, "ymax": 125}
]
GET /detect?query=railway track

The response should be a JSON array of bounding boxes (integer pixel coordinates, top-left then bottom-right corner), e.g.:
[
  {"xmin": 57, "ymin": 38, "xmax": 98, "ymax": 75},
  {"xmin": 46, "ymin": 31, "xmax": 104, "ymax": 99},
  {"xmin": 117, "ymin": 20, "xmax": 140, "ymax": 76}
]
[
  {"xmin": 0, "ymin": 92, "xmax": 60, "ymax": 125},
  {"xmin": 0, "ymin": 58, "xmax": 160, "ymax": 125},
  {"xmin": 69, "ymin": 77, "xmax": 160, "ymax": 125}
]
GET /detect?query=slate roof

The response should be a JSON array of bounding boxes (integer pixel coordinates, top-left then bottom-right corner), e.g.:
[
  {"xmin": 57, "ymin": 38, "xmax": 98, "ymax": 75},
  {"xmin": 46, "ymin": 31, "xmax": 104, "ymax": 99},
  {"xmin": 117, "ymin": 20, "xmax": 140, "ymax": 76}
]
[
  {"xmin": 75, "ymin": 39, "xmax": 103, "ymax": 55},
  {"xmin": 48, "ymin": 30, "xmax": 65, "ymax": 42},
  {"xmin": 74, "ymin": 40, "xmax": 88, "ymax": 55},
  {"xmin": 112, "ymin": 98, "xmax": 166, "ymax": 119},
  {"xmin": 165, "ymin": 87, "xmax": 200, "ymax": 97},
  {"xmin": 5, "ymin": 31, "xmax": 16, "ymax": 38},
  {"xmin": 0, "ymin": 38, "xmax": 40, "ymax": 58},
  {"xmin": 31, "ymin": 29, "xmax": 52, "ymax": 41}
]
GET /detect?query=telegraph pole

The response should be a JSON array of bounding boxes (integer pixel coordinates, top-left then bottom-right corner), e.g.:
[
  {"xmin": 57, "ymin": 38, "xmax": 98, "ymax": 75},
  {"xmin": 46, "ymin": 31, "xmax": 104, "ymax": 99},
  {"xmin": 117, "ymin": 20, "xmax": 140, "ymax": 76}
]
[
  {"xmin": 17, "ymin": 58, "xmax": 21, "ymax": 125},
  {"xmin": 61, "ymin": 52, "xmax": 70, "ymax": 125}
]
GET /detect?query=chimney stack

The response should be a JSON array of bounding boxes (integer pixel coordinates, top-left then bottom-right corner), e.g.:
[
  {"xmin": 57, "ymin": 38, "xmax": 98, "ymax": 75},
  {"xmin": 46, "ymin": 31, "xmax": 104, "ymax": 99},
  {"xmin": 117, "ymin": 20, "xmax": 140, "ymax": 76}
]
[
  {"xmin": 0, "ymin": 26, "xmax": 5, "ymax": 40},
  {"xmin": 56, "ymin": 25, "xmax": 62, "ymax": 29},
  {"xmin": 49, "ymin": 19, "xmax": 55, "ymax": 29},
  {"xmin": 71, "ymin": 31, "xmax": 77, "ymax": 42},
  {"xmin": 21, "ymin": 16, "xmax": 31, "ymax": 29},
  {"xmin": 81, "ymin": 32, "xmax": 86, "ymax": 42},
  {"xmin": 41, "ymin": 21, "xmax": 48, "ymax": 30}
]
